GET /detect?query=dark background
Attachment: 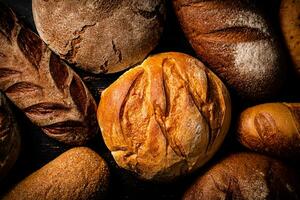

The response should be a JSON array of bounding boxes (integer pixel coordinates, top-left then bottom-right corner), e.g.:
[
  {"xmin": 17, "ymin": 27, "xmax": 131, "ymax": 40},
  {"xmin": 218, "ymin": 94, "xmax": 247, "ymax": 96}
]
[{"xmin": 0, "ymin": 0, "xmax": 299, "ymax": 199}]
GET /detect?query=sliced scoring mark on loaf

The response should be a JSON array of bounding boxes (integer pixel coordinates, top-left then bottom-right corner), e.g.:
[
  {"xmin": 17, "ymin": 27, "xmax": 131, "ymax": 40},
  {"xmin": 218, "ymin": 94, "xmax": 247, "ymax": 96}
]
[
  {"xmin": 42, "ymin": 120, "xmax": 84, "ymax": 136},
  {"xmin": 0, "ymin": 5, "xmax": 15, "ymax": 42},
  {"xmin": 5, "ymin": 82, "xmax": 43, "ymax": 96},
  {"xmin": 284, "ymin": 103, "xmax": 300, "ymax": 136},
  {"xmin": 70, "ymin": 76, "xmax": 87, "ymax": 114},
  {"xmin": 0, "ymin": 68, "xmax": 21, "ymax": 79},
  {"xmin": 192, "ymin": 26, "xmax": 269, "ymax": 43},
  {"xmin": 17, "ymin": 28, "xmax": 44, "ymax": 70},
  {"xmin": 49, "ymin": 53, "xmax": 69, "ymax": 92},
  {"xmin": 23, "ymin": 102, "xmax": 70, "ymax": 116}
]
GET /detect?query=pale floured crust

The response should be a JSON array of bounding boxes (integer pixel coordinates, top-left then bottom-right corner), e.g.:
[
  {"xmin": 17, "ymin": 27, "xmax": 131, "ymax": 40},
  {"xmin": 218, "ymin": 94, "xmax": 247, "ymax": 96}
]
[
  {"xmin": 173, "ymin": 0, "xmax": 284, "ymax": 99},
  {"xmin": 237, "ymin": 103, "xmax": 300, "ymax": 158},
  {"xmin": 0, "ymin": 92, "xmax": 20, "ymax": 180},
  {"xmin": 32, "ymin": 0, "xmax": 166, "ymax": 74},
  {"xmin": 98, "ymin": 52, "xmax": 231, "ymax": 181}
]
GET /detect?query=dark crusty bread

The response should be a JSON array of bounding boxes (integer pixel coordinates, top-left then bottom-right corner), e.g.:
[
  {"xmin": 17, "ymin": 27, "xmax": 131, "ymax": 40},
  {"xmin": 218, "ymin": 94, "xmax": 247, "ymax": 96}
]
[
  {"xmin": 173, "ymin": 0, "xmax": 284, "ymax": 99},
  {"xmin": 280, "ymin": 0, "xmax": 300, "ymax": 76},
  {"xmin": 98, "ymin": 52, "xmax": 231, "ymax": 181},
  {"xmin": 32, "ymin": 0, "xmax": 166, "ymax": 74},
  {"xmin": 183, "ymin": 153, "xmax": 300, "ymax": 200},
  {"xmin": 237, "ymin": 103, "xmax": 300, "ymax": 159},
  {"xmin": 2, "ymin": 147, "xmax": 110, "ymax": 200},
  {"xmin": 0, "ymin": 4, "xmax": 98, "ymax": 145},
  {"xmin": 0, "ymin": 92, "xmax": 20, "ymax": 180}
]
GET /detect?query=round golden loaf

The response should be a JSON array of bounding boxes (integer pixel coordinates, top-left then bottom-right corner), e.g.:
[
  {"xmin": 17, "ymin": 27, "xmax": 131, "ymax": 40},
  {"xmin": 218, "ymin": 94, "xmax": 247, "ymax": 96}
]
[
  {"xmin": 237, "ymin": 103, "xmax": 300, "ymax": 158},
  {"xmin": 183, "ymin": 153, "xmax": 300, "ymax": 200},
  {"xmin": 98, "ymin": 52, "xmax": 231, "ymax": 181},
  {"xmin": 0, "ymin": 92, "xmax": 20, "ymax": 180},
  {"xmin": 3, "ymin": 147, "xmax": 109, "ymax": 200},
  {"xmin": 32, "ymin": 0, "xmax": 166, "ymax": 74}
]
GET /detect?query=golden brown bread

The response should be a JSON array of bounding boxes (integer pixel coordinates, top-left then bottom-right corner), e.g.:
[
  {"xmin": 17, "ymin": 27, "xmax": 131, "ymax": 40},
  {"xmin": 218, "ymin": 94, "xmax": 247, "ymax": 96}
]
[
  {"xmin": 0, "ymin": 92, "xmax": 20, "ymax": 180},
  {"xmin": 3, "ymin": 147, "xmax": 109, "ymax": 200},
  {"xmin": 98, "ymin": 52, "xmax": 231, "ymax": 181},
  {"xmin": 32, "ymin": 0, "xmax": 166, "ymax": 74},
  {"xmin": 237, "ymin": 103, "xmax": 300, "ymax": 158},
  {"xmin": 0, "ymin": 5, "xmax": 98, "ymax": 145},
  {"xmin": 183, "ymin": 153, "xmax": 300, "ymax": 200},
  {"xmin": 173, "ymin": 0, "xmax": 284, "ymax": 99},
  {"xmin": 280, "ymin": 0, "xmax": 300, "ymax": 76}
]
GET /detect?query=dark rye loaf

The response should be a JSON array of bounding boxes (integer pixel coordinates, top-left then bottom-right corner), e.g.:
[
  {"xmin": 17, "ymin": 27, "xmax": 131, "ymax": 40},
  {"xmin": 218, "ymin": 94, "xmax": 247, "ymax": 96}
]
[
  {"xmin": 173, "ymin": 0, "xmax": 285, "ymax": 100},
  {"xmin": 0, "ymin": 4, "xmax": 97, "ymax": 145}
]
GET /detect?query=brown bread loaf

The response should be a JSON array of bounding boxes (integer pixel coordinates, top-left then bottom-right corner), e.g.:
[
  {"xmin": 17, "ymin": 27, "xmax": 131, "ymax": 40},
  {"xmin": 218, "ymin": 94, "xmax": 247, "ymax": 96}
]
[
  {"xmin": 183, "ymin": 153, "xmax": 300, "ymax": 200},
  {"xmin": 237, "ymin": 103, "xmax": 300, "ymax": 158},
  {"xmin": 0, "ymin": 5, "xmax": 98, "ymax": 145},
  {"xmin": 280, "ymin": 0, "xmax": 300, "ymax": 76},
  {"xmin": 2, "ymin": 147, "xmax": 110, "ymax": 200},
  {"xmin": 173, "ymin": 0, "xmax": 284, "ymax": 99},
  {"xmin": 32, "ymin": 0, "xmax": 166, "ymax": 74},
  {"xmin": 0, "ymin": 92, "xmax": 20, "ymax": 180},
  {"xmin": 98, "ymin": 52, "xmax": 231, "ymax": 181}
]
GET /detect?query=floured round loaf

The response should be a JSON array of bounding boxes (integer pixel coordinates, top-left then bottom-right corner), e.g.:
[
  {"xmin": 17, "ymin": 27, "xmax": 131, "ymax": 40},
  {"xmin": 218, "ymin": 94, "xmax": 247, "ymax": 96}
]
[
  {"xmin": 280, "ymin": 0, "xmax": 300, "ymax": 76},
  {"xmin": 98, "ymin": 52, "xmax": 231, "ymax": 181},
  {"xmin": 3, "ymin": 147, "xmax": 109, "ymax": 200},
  {"xmin": 173, "ymin": 0, "xmax": 284, "ymax": 99},
  {"xmin": 183, "ymin": 153, "xmax": 300, "ymax": 200},
  {"xmin": 237, "ymin": 103, "xmax": 300, "ymax": 158},
  {"xmin": 0, "ymin": 92, "xmax": 20, "ymax": 180},
  {"xmin": 32, "ymin": 0, "xmax": 166, "ymax": 74}
]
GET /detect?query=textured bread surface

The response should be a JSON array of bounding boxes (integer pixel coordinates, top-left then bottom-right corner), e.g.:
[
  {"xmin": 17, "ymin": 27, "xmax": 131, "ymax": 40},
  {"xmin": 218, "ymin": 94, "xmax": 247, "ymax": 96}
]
[
  {"xmin": 237, "ymin": 103, "xmax": 300, "ymax": 158},
  {"xmin": 173, "ymin": 0, "xmax": 284, "ymax": 99},
  {"xmin": 3, "ymin": 147, "xmax": 109, "ymax": 200},
  {"xmin": 98, "ymin": 52, "xmax": 231, "ymax": 181},
  {"xmin": 183, "ymin": 153, "xmax": 300, "ymax": 200},
  {"xmin": 280, "ymin": 0, "xmax": 300, "ymax": 75},
  {"xmin": 0, "ymin": 92, "xmax": 20, "ymax": 180},
  {"xmin": 32, "ymin": 0, "xmax": 166, "ymax": 74},
  {"xmin": 0, "ymin": 5, "xmax": 98, "ymax": 145}
]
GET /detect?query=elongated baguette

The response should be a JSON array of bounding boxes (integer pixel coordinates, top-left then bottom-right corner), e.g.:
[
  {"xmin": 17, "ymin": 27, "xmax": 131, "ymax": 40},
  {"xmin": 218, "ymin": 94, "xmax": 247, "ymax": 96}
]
[{"xmin": 0, "ymin": 4, "xmax": 98, "ymax": 145}]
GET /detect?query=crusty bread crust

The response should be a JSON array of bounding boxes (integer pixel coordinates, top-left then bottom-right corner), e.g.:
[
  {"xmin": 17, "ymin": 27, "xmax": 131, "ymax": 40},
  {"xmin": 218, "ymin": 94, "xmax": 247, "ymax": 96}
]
[
  {"xmin": 98, "ymin": 52, "xmax": 231, "ymax": 181},
  {"xmin": 32, "ymin": 0, "xmax": 166, "ymax": 74},
  {"xmin": 0, "ymin": 5, "xmax": 98, "ymax": 145},
  {"xmin": 173, "ymin": 0, "xmax": 284, "ymax": 99}
]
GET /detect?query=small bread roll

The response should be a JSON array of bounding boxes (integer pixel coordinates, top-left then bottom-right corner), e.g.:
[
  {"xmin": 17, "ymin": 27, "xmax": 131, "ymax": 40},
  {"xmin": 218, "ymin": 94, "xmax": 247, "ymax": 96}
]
[
  {"xmin": 98, "ymin": 52, "xmax": 231, "ymax": 181},
  {"xmin": 183, "ymin": 153, "xmax": 300, "ymax": 200},
  {"xmin": 32, "ymin": 0, "xmax": 166, "ymax": 74},
  {"xmin": 3, "ymin": 147, "xmax": 109, "ymax": 200},
  {"xmin": 0, "ymin": 92, "xmax": 20, "ymax": 180},
  {"xmin": 280, "ymin": 0, "xmax": 300, "ymax": 75},
  {"xmin": 237, "ymin": 103, "xmax": 300, "ymax": 158}
]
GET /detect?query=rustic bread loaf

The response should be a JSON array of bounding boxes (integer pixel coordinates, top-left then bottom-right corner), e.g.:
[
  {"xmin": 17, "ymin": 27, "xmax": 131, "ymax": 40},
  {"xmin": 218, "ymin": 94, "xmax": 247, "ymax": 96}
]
[
  {"xmin": 0, "ymin": 5, "xmax": 98, "ymax": 145},
  {"xmin": 183, "ymin": 153, "xmax": 300, "ymax": 200},
  {"xmin": 173, "ymin": 0, "xmax": 284, "ymax": 99},
  {"xmin": 32, "ymin": 0, "xmax": 166, "ymax": 74},
  {"xmin": 0, "ymin": 92, "xmax": 20, "ymax": 180},
  {"xmin": 98, "ymin": 52, "xmax": 231, "ymax": 181},
  {"xmin": 237, "ymin": 103, "xmax": 300, "ymax": 158},
  {"xmin": 280, "ymin": 0, "xmax": 300, "ymax": 76},
  {"xmin": 2, "ymin": 147, "xmax": 109, "ymax": 200}
]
